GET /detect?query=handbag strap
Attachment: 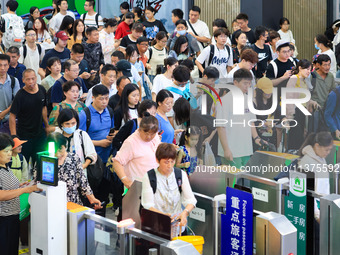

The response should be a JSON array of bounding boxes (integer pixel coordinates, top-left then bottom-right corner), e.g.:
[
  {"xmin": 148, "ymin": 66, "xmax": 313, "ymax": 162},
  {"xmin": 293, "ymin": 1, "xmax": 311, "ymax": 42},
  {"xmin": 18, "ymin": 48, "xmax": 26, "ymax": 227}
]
[{"xmin": 79, "ymin": 131, "xmax": 85, "ymax": 156}]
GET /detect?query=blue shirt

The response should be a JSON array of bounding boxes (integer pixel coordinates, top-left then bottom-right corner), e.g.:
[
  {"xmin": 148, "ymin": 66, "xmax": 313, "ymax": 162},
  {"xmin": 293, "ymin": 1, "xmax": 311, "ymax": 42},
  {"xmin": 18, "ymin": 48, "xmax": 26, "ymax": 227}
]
[
  {"xmin": 0, "ymin": 74, "xmax": 20, "ymax": 123},
  {"xmin": 40, "ymin": 48, "xmax": 71, "ymax": 70},
  {"xmin": 8, "ymin": 63, "xmax": 26, "ymax": 88},
  {"xmin": 78, "ymin": 104, "xmax": 114, "ymax": 163},
  {"xmin": 324, "ymin": 86, "xmax": 340, "ymax": 132},
  {"xmin": 51, "ymin": 76, "xmax": 88, "ymax": 104},
  {"xmin": 156, "ymin": 113, "xmax": 174, "ymax": 143}
]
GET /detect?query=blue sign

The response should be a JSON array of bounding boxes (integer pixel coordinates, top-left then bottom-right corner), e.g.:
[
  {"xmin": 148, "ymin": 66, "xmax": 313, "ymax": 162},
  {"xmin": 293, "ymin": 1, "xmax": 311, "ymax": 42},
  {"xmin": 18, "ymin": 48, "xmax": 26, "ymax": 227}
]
[{"xmin": 221, "ymin": 187, "xmax": 253, "ymax": 255}]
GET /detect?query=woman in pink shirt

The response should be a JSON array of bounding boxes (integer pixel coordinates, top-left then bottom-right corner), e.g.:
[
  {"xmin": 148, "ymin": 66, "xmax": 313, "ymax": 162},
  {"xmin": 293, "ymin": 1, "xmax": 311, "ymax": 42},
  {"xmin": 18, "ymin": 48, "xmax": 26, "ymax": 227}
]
[{"xmin": 113, "ymin": 115, "xmax": 160, "ymax": 188}]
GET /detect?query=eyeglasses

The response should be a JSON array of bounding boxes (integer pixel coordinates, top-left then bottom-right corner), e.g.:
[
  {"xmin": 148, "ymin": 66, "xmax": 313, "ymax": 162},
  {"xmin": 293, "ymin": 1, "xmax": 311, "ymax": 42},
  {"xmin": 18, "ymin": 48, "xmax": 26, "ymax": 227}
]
[{"xmin": 160, "ymin": 40, "xmax": 167, "ymax": 43}]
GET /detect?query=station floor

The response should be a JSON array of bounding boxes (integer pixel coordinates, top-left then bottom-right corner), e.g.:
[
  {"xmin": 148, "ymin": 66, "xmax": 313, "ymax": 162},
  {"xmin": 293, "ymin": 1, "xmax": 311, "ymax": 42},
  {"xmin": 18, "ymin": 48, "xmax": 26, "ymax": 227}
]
[{"xmin": 18, "ymin": 203, "xmax": 118, "ymax": 255}]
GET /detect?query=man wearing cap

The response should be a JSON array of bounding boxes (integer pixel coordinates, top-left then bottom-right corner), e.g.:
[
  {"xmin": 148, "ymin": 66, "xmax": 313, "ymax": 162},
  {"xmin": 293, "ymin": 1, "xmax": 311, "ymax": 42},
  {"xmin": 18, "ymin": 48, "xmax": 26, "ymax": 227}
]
[
  {"xmin": 115, "ymin": 59, "xmax": 142, "ymax": 98},
  {"xmin": 253, "ymin": 77, "xmax": 278, "ymax": 148},
  {"xmin": 266, "ymin": 39, "xmax": 295, "ymax": 88},
  {"xmin": 39, "ymin": 31, "xmax": 71, "ymax": 77},
  {"xmin": 19, "ymin": 29, "xmax": 45, "ymax": 83}
]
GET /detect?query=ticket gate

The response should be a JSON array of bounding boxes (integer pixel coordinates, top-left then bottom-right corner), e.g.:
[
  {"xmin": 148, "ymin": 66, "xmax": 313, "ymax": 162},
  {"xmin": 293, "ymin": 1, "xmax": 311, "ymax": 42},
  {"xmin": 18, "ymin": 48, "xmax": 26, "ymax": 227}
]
[
  {"xmin": 256, "ymin": 212, "xmax": 297, "ymax": 255},
  {"xmin": 320, "ymin": 194, "xmax": 340, "ymax": 255}
]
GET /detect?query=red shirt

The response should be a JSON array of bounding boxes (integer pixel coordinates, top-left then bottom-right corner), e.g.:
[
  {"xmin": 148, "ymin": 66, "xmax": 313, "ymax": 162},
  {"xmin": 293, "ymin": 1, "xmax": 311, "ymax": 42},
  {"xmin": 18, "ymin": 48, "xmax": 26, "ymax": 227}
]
[
  {"xmin": 115, "ymin": 22, "xmax": 131, "ymax": 40},
  {"xmin": 139, "ymin": 54, "xmax": 148, "ymax": 67}
]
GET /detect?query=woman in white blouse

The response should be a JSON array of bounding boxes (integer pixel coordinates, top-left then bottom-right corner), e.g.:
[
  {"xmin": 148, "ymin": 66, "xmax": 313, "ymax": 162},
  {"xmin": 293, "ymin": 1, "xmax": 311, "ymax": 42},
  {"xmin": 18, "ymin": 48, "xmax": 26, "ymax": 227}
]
[{"xmin": 141, "ymin": 143, "xmax": 197, "ymax": 233}]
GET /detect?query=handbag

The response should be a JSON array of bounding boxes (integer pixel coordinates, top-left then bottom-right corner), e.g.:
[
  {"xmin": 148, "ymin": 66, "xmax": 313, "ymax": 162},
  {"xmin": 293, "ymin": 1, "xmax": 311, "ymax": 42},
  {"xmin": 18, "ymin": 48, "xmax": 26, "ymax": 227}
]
[{"xmin": 79, "ymin": 131, "xmax": 104, "ymax": 189}]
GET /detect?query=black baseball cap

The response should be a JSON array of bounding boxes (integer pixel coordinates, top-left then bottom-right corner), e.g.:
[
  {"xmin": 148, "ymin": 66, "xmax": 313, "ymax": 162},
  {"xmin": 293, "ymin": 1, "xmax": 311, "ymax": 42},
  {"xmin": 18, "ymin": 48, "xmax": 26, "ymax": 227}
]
[{"xmin": 116, "ymin": 60, "xmax": 132, "ymax": 77}]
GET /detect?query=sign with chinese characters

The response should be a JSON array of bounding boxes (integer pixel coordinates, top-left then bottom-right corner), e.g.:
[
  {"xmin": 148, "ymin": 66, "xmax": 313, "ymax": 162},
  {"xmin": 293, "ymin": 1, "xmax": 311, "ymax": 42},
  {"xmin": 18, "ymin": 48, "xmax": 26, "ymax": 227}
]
[
  {"xmin": 221, "ymin": 187, "xmax": 253, "ymax": 255},
  {"xmin": 285, "ymin": 171, "xmax": 306, "ymax": 255}
]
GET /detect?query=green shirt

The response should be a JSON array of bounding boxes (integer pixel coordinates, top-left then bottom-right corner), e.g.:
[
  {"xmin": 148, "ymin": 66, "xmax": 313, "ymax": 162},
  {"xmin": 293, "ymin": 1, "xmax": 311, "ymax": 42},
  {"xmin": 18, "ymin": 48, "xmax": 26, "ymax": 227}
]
[
  {"xmin": 311, "ymin": 71, "xmax": 336, "ymax": 108},
  {"xmin": 49, "ymin": 101, "xmax": 85, "ymax": 126}
]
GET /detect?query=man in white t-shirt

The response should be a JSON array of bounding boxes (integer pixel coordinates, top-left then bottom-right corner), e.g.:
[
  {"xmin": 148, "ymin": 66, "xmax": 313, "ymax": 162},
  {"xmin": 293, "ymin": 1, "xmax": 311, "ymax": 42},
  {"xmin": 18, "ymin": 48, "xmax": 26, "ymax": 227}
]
[
  {"xmin": 196, "ymin": 28, "xmax": 233, "ymax": 78},
  {"xmin": 186, "ymin": 6, "xmax": 211, "ymax": 52},
  {"xmin": 165, "ymin": 65, "xmax": 191, "ymax": 123},
  {"xmin": 226, "ymin": 48, "xmax": 258, "ymax": 86},
  {"xmin": 19, "ymin": 29, "xmax": 45, "ymax": 83},
  {"xmin": 216, "ymin": 68, "xmax": 263, "ymax": 169},
  {"xmin": 80, "ymin": 0, "xmax": 104, "ymax": 30},
  {"xmin": 49, "ymin": 0, "xmax": 76, "ymax": 35}
]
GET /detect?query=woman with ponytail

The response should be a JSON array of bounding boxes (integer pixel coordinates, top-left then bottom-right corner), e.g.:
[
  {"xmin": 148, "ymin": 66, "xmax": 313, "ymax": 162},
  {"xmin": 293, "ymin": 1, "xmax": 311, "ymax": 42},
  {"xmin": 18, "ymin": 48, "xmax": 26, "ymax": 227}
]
[
  {"xmin": 315, "ymin": 34, "xmax": 337, "ymax": 77},
  {"xmin": 286, "ymin": 59, "xmax": 313, "ymax": 151},
  {"xmin": 298, "ymin": 132, "xmax": 333, "ymax": 222}
]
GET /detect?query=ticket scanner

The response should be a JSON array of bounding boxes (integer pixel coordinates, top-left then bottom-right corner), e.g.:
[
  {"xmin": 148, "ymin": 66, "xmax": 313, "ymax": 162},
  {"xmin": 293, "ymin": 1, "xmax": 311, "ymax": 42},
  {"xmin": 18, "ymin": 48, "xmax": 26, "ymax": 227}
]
[{"xmin": 29, "ymin": 150, "xmax": 68, "ymax": 255}]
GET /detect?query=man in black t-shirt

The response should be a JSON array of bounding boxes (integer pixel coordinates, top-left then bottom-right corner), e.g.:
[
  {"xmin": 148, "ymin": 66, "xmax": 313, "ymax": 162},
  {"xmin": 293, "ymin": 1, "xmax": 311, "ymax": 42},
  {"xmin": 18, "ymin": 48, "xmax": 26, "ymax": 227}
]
[
  {"xmin": 9, "ymin": 69, "xmax": 54, "ymax": 165},
  {"xmin": 108, "ymin": 76, "xmax": 130, "ymax": 111},
  {"xmin": 266, "ymin": 40, "xmax": 294, "ymax": 89},
  {"xmin": 251, "ymin": 26, "xmax": 272, "ymax": 78},
  {"xmin": 231, "ymin": 13, "xmax": 256, "ymax": 46}
]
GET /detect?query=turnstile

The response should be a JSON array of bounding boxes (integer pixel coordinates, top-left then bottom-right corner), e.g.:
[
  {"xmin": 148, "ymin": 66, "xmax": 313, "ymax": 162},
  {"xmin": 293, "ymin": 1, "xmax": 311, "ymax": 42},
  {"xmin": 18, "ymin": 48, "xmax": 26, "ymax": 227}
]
[
  {"xmin": 320, "ymin": 194, "xmax": 340, "ymax": 255},
  {"xmin": 256, "ymin": 212, "xmax": 297, "ymax": 255}
]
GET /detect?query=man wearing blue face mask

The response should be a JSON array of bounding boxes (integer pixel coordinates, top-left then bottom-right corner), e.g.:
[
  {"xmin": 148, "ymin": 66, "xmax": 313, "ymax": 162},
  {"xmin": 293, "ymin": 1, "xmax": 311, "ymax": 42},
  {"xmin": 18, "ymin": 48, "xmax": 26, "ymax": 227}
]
[{"xmin": 169, "ymin": 19, "xmax": 200, "ymax": 58}]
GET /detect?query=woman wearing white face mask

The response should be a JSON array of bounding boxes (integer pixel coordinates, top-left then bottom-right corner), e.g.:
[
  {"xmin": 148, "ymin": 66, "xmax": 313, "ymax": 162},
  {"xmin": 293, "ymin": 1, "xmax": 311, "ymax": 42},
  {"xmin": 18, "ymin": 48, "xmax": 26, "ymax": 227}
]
[
  {"xmin": 56, "ymin": 108, "xmax": 97, "ymax": 171},
  {"xmin": 169, "ymin": 19, "xmax": 200, "ymax": 59}
]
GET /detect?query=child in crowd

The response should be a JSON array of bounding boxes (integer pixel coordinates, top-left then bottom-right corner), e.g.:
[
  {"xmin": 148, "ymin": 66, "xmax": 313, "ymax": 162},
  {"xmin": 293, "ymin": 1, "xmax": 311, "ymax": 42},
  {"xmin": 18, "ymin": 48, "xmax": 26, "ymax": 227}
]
[
  {"xmin": 9, "ymin": 137, "xmax": 29, "ymax": 182},
  {"xmin": 176, "ymin": 126, "xmax": 202, "ymax": 176}
]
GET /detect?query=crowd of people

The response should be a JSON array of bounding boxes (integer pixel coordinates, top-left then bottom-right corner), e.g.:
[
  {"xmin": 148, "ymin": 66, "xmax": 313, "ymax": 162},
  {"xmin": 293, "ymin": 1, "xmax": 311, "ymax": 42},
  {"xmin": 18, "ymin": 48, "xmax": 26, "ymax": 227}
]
[{"xmin": 0, "ymin": 0, "xmax": 340, "ymax": 254}]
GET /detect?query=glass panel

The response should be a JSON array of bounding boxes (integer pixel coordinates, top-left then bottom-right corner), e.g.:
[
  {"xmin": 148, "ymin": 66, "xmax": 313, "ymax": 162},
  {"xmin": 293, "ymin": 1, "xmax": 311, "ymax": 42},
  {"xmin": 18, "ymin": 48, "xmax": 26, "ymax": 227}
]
[
  {"xmin": 85, "ymin": 219, "xmax": 120, "ymax": 255},
  {"xmin": 130, "ymin": 236, "xmax": 160, "ymax": 255}
]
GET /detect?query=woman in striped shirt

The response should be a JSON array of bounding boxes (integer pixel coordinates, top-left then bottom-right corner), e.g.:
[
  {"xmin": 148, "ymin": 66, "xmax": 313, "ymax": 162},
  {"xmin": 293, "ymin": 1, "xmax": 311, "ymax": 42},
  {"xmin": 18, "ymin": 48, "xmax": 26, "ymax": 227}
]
[{"xmin": 0, "ymin": 133, "xmax": 40, "ymax": 255}]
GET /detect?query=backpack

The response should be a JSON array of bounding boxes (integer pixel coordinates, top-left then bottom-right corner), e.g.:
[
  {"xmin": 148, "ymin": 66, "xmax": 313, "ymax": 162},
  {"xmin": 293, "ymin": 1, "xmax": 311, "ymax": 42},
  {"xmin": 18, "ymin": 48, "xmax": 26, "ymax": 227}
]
[
  {"xmin": 79, "ymin": 130, "xmax": 105, "ymax": 190},
  {"xmin": 9, "ymin": 75, "xmax": 16, "ymax": 100},
  {"xmin": 147, "ymin": 167, "xmax": 183, "ymax": 194},
  {"xmin": 206, "ymin": 44, "xmax": 231, "ymax": 67},
  {"xmin": 4, "ymin": 15, "xmax": 24, "ymax": 48},
  {"xmin": 22, "ymin": 44, "xmax": 42, "ymax": 60},
  {"xmin": 82, "ymin": 12, "xmax": 100, "ymax": 28},
  {"xmin": 83, "ymin": 106, "xmax": 114, "ymax": 132},
  {"xmin": 269, "ymin": 58, "xmax": 296, "ymax": 78},
  {"xmin": 166, "ymin": 83, "xmax": 198, "ymax": 109}
]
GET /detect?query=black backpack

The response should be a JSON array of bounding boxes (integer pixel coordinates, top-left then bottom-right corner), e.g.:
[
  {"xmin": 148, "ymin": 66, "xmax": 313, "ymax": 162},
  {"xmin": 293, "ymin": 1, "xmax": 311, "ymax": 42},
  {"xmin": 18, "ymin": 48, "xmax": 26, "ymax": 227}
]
[
  {"xmin": 207, "ymin": 44, "xmax": 231, "ymax": 67},
  {"xmin": 147, "ymin": 167, "xmax": 183, "ymax": 194},
  {"xmin": 83, "ymin": 106, "xmax": 114, "ymax": 132},
  {"xmin": 22, "ymin": 44, "xmax": 42, "ymax": 60},
  {"xmin": 82, "ymin": 13, "xmax": 100, "ymax": 28},
  {"xmin": 9, "ymin": 75, "xmax": 16, "ymax": 100}
]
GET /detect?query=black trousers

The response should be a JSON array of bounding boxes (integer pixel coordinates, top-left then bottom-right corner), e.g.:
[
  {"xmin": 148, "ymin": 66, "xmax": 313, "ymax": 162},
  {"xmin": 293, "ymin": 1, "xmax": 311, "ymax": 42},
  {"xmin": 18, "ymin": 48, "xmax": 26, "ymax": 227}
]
[
  {"xmin": 21, "ymin": 133, "xmax": 46, "ymax": 167},
  {"xmin": 0, "ymin": 214, "xmax": 20, "ymax": 255}
]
